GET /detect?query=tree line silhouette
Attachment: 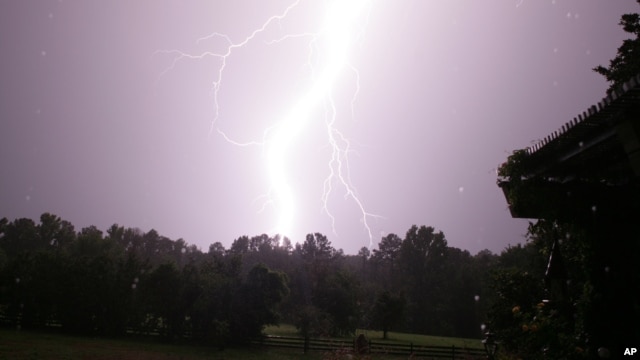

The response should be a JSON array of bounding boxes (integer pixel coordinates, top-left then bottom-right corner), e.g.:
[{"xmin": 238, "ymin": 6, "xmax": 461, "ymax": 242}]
[{"xmin": 0, "ymin": 212, "xmax": 546, "ymax": 346}]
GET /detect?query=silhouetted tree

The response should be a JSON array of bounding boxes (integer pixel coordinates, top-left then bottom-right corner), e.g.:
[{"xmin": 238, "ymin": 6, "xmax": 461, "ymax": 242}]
[
  {"xmin": 231, "ymin": 263, "xmax": 289, "ymax": 340},
  {"xmin": 399, "ymin": 225, "xmax": 448, "ymax": 334},
  {"xmin": 371, "ymin": 233, "xmax": 403, "ymax": 291},
  {"xmin": 371, "ymin": 290, "xmax": 405, "ymax": 339},
  {"xmin": 594, "ymin": 1, "xmax": 640, "ymax": 94}
]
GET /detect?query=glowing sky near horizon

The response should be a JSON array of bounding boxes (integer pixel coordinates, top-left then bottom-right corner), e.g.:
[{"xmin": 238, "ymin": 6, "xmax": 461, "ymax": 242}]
[{"xmin": 1, "ymin": 1, "xmax": 637, "ymax": 255}]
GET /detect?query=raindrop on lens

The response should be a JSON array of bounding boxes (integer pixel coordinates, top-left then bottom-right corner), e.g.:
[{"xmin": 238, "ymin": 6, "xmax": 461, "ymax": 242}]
[
  {"xmin": 597, "ymin": 347, "xmax": 610, "ymax": 358},
  {"xmin": 474, "ymin": 295, "xmax": 480, "ymax": 302}
]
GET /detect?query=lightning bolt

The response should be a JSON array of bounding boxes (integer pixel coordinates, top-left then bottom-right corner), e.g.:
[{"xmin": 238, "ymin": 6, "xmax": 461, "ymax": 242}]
[{"xmin": 156, "ymin": 0, "xmax": 380, "ymax": 249}]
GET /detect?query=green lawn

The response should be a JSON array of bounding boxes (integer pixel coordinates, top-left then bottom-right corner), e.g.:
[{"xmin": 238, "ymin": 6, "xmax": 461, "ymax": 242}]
[
  {"xmin": 355, "ymin": 329, "xmax": 484, "ymax": 349},
  {"xmin": 264, "ymin": 324, "xmax": 484, "ymax": 350},
  {"xmin": 0, "ymin": 328, "xmax": 321, "ymax": 360},
  {"xmin": 1, "ymin": 325, "xmax": 483, "ymax": 360}
]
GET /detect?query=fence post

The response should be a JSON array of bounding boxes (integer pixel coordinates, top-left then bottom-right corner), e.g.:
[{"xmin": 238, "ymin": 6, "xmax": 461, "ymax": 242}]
[{"xmin": 451, "ymin": 344, "xmax": 455, "ymax": 360}]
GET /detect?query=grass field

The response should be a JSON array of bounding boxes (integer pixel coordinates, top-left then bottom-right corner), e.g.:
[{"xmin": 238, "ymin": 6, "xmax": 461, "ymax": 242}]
[
  {"xmin": 0, "ymin": 328, "xmax": 323, "ymax": 360},
  {"xmin": 1, "ymin": 325, "xmax": 483, "ymax": 359},
  {"xmin": 264, "ymin": 324, "xmax": 485, "ymax": 350}
]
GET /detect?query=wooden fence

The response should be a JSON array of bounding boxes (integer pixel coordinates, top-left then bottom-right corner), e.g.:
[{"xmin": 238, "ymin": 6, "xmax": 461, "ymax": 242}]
[
  {"xmin": 1, "ymin": 313, "xmax": 486, "ymax": 359},
  {"xmin": 250, "ymin": 335, "xmax": 487, "ymax": 359}
]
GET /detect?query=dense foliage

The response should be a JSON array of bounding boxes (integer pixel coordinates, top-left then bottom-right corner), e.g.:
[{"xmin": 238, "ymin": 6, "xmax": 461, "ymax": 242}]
[
  {"xmin": 593, "ymin": 0, "xmax": 640, "ymax": 94},
  {"xmin": 0, "ymin": 213, "xmax": 503, "ymax": 345},
  {"xmin": 0, "ymin": 213, "xmax": 289, "ymax": 346}
]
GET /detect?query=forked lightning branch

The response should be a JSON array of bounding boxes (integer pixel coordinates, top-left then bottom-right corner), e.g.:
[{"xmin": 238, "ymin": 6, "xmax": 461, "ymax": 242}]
[{"xmin": 155, "ymin": 0, "xmax": 380, "ymax": 248}]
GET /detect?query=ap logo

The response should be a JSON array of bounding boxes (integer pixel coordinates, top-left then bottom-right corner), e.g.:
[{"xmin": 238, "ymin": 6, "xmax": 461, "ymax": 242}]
[{"xmin": 624, "ymin": 348, "xmax": 637, "ymax": 356}]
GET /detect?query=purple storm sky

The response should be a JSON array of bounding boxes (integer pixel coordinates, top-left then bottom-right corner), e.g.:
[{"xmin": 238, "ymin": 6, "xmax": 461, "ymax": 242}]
[{"xmin": 1, "ymin": 1, "xmax": 636, "ymax": 255}]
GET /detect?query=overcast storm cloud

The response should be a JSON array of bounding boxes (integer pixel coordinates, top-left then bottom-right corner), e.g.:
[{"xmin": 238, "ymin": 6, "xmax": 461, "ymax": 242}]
[{"xmin": 0, "ymin": 1, "xmax": 637, "ymax": 255}]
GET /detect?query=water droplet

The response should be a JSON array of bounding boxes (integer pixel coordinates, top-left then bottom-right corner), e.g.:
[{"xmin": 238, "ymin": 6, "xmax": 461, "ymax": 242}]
[
  {"xmin": 597, "ymin": 347, "xmax": 610, "ymax": 358},
  {"xmin": 48, "ymin": 13, "xmax": 54, "ymax": 19},
  {"xmin": 553, "ymin": 47, "xmax": 558, "ymax": 53},
  {"xmin": 131, "ymin": 283, "xmax": 137, "ymax": 290},
  {"xmin": 15, "ymin": 278, "xmax": 20, "ymax": 284},
  {"xmin": 134, "ymin": 277, "xmax": 139, "ymax": 283},
  {"xmin": 41, "ymin": 50, "xmax": 46, "ymax": 56},
  {"xmin": 458, "ymin": 186, "xmax": 464, "ymax": 193},
  {"xmin": 25, "ymin": 195, "xmax": 31, "ymax": 202},
  {"xmin": 474, "ymin": 295, "xmax": 480, "ymax": 302},
  {"xmin": 591, "ymin": 205, "xmax": 597, "ymax": 212},
  {"xmin": 604, "ymin": 266, "xmax": 609, "ymax": 273},
  {"xmin": 578, "ymin": 141, "xmax": 584, "ymax": 147},
  {"xmin": 480, "ymin": 323, "xmax": 486, "ymax": 331},
  {"xmin": 181, "ymin": 247, "xmax": 186, "ymax": 254},
  {"xmin": 565, "ymin": 233, "xmax": 571, "ymax": 239},
  {"xmin": 566, "ymin": 12, "xmax": 572, "ymax": 19}
]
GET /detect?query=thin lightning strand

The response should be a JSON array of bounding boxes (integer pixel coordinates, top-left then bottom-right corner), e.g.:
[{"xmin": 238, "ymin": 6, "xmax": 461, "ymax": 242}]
[
  {"xmin": 155, "ymin": 0, "xmax": 302, "ymax": 135},
  {"xmin": 156, "ymin": 0, "xmax": 380, "ymax": 249}
]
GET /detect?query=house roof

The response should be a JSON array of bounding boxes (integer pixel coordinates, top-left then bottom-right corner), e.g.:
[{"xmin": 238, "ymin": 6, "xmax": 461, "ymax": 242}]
[
  {"xmin": 520, "ymin": 73, "xmax": 640, "ymax": 184},
  {"xmin": 499, "ymin": 73, "xmax": 640, "ymax": 219}
]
